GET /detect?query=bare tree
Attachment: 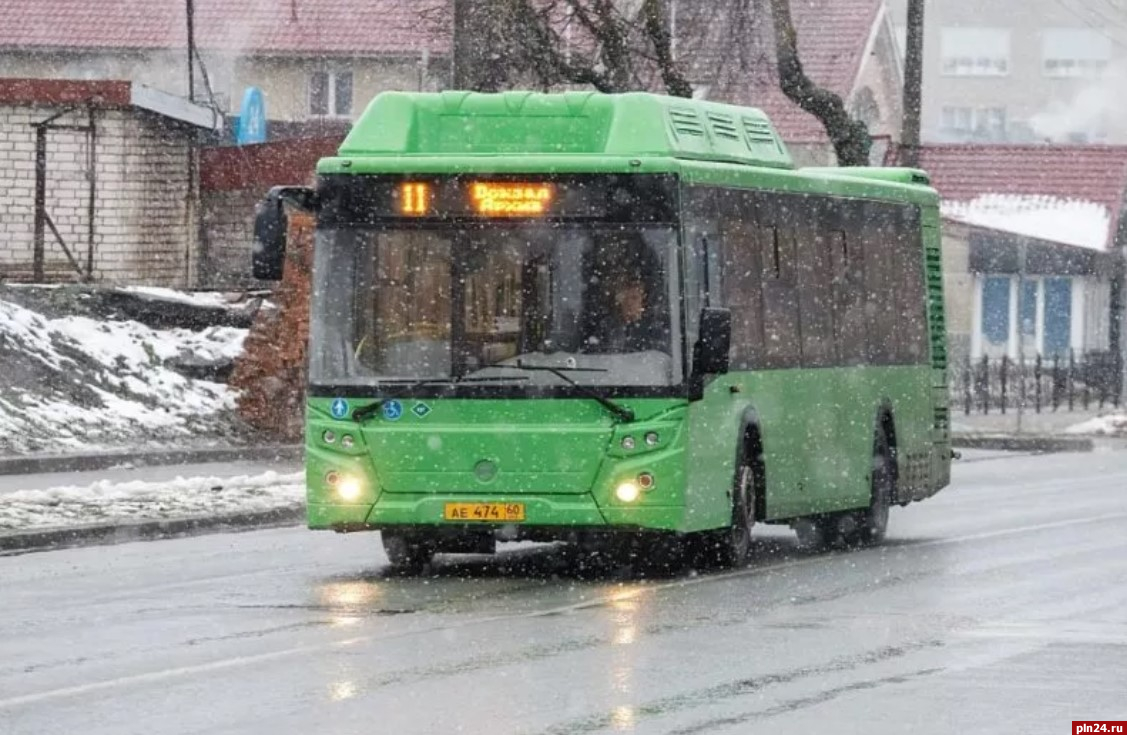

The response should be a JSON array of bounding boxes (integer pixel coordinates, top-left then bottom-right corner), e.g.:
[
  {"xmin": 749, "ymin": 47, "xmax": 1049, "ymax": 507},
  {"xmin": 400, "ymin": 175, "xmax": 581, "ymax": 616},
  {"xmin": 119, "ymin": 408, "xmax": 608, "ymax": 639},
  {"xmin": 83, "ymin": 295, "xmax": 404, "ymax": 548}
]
[
  {"xmin": 449, "ymin": 0, "xmax": 872, "ymax": 165},
  {"xmin": 766, "ymin": 0, "xmax": 871, "ymax": 165},
  {"xmin": 448, "ymin": 0, "xmax": 693, "ymax": 96}
]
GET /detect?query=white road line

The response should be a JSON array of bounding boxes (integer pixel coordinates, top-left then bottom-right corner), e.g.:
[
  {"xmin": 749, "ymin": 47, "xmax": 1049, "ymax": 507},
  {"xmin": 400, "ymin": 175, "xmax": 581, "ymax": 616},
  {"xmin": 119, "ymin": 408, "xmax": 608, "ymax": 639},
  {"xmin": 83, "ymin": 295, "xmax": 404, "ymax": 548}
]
[{"xmin": 4, "ymin": 510, "xmax": 1127, "ymax": 710}]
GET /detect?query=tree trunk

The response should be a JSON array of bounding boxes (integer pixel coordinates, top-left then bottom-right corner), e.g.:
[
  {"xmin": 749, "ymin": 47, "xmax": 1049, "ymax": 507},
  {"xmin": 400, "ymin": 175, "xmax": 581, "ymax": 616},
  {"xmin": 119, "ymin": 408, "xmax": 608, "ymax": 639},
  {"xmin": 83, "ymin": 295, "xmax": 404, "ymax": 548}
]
[
  {"xmin": 768, "ymin": 0, "xmax": 871, "ymax": 166},
  {"xmin": 641, "ymin": 0, "xmax": 693, "ymax": 98}
]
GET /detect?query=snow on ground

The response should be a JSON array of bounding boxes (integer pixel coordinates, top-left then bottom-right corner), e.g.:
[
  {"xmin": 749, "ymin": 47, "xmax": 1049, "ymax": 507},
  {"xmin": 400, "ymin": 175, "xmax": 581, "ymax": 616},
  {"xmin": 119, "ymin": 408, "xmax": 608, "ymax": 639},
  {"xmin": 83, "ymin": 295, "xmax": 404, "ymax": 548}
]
[
  {"xmin": 119, "ymin": 286, "xmax": 251, "ymax": 310},
  {"xmin": 942, "ymin": 195, "xmax": 1111, "ymax": 251},
  {"xmin": 0, "ymin": 294, "xmax": 248, "ymax": 455},
  {"xmin": 1065, "ymin": 412, "xmax": 1127, "ymax": 436},
  {"xmin": 0, "ymin": 471, "xmax": 303, "ymax": 531}
]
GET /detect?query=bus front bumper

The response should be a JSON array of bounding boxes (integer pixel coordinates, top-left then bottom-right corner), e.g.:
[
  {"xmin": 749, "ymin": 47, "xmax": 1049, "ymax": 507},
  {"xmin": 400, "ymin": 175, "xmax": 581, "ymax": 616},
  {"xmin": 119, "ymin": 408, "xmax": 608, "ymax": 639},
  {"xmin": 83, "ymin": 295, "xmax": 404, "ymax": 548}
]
[{"xmin": 308, "ymin": 493, "xmax": 684, "ymax": 533}]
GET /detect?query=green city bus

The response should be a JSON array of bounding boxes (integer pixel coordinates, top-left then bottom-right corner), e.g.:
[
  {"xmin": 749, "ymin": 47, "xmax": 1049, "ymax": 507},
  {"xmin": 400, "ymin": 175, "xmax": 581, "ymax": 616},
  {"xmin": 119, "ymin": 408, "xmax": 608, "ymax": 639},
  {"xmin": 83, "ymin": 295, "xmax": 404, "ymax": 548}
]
[{"xmin": 253, "ymin": 91, "xmax": 952, "ymax": 570}]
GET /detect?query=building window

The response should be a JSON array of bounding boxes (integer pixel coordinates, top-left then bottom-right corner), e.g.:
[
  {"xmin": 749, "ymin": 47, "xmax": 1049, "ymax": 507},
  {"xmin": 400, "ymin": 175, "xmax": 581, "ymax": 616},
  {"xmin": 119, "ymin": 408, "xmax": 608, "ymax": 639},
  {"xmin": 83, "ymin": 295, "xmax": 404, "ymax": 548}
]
[
  {"xmin": 941, "ymin": 28, "xmax": 1011, "ymax": 76},
  {"xmin": 940, "ymin": 106, "xmax": 1007, "ymax": 140},
  {"xmin": 310, "ymin": 70, "xmax": 354, "ymax": 117},
  {"xmin": 981, "ymin": 276, "xmax": 1011, "ymax": 347},
  {"xmin": 1042, "ymin": 29, "xmax": 1111, "ymax": 77}
]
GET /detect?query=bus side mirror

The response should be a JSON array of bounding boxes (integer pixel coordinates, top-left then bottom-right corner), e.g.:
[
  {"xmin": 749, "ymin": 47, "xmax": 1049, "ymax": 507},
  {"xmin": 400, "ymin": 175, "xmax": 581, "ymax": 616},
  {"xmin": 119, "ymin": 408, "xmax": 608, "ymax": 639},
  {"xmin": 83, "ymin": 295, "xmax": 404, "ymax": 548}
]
[
  {"xmin": 252, "ymin": 186, "xmax": 316, "ymax": 281},
  {"xmin": 694, "ymin": 307, "xmax": 732, "ymax": 376}
]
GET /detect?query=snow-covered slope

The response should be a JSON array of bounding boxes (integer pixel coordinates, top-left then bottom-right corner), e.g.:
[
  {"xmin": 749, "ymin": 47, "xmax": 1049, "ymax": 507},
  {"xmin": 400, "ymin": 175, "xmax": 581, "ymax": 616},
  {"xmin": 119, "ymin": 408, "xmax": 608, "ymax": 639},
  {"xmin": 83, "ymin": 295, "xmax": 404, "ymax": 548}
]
[{"xmin": 0, "ymin": 293, "xmax": 248, "ymax": 455}]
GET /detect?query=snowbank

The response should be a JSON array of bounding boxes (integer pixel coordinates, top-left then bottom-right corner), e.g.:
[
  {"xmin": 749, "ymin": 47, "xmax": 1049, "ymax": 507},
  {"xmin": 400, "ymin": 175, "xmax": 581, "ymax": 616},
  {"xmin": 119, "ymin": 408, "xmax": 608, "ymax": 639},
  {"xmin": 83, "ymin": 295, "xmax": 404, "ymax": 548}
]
[
  {"xmin": 119, "ymin": 286, "xmax": 252, "ymax": 310},
  {"xmin": 0, "ymin": 294, "xmax": 248, "ymax": 455},
  {"xmin": 0, "ymin": 471, "xmax": 303, "ymax": 531},
  {"xmin": 942, "ymin": 195, "xmax": 1111, "ymax": 251},
  {"xmin": 1065, "ymin": 413, "xmax": 1127, "ymax": 436}
]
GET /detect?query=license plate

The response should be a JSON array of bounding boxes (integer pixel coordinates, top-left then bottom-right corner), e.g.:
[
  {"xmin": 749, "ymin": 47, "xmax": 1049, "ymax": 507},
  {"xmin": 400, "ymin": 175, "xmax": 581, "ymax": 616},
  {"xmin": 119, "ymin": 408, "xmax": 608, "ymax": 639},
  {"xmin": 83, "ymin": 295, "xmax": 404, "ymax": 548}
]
[{"xmin": 443, "ymin": 502, "xmax": 526, "ymax": 522}]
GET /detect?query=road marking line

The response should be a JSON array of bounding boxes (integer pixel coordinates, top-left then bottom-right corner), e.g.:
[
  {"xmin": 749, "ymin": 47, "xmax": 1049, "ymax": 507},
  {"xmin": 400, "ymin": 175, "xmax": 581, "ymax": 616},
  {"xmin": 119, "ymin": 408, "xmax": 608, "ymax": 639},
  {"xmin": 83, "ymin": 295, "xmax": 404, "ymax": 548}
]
[{"xmin": 5, "ymin": 510, "xmax": 1127, "ymax": 709}]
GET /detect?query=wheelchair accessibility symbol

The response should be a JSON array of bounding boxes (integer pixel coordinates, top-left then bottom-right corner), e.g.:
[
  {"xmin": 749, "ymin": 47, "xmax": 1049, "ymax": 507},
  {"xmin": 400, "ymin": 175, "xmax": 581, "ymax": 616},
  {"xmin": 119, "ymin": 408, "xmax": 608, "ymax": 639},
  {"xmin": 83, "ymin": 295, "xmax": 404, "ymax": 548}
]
[{"xmin": 382, "ymin": 400, "xmax": 403, "ymax": 421}]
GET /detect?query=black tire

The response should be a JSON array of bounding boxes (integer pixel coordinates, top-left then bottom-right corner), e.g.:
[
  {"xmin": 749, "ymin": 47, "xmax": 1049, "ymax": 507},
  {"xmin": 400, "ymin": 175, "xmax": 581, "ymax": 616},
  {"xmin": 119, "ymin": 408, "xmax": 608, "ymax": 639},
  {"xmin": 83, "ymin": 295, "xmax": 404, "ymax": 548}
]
[
  {"xmin": 794, "ymin": 427, "xmax": 893, "ymax": 549},
  {"xmin": 381, "ymin": 531, "xmax": 435, "ymax": 572},
  {"xmin": 842, "ymin": 428, "xmax": 893, "ymax": 547},
  {"xmin": 699, "ymin": 457, "xmax": 755, "ymax": 568}
]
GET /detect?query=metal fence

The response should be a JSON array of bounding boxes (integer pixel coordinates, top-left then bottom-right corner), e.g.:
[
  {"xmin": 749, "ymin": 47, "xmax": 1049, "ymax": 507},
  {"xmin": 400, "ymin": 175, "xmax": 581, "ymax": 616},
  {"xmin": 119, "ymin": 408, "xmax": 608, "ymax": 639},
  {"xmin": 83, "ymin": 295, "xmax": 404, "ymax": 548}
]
[{"xmin": 955, "ymin": 351, "xmax": 1123, "ymax": 414}]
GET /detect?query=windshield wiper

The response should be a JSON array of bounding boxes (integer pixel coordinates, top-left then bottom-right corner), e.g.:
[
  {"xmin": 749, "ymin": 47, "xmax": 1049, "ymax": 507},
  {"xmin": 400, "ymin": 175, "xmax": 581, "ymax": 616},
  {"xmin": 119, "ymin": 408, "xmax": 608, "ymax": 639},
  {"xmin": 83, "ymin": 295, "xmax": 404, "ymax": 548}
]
[
  {"xmin": 513, "ymin": 360, "xmax": 635, "ymax": 423},
  {"xmin": 350, "ymin": 375, "xmax": 529, "ymax": 423}
]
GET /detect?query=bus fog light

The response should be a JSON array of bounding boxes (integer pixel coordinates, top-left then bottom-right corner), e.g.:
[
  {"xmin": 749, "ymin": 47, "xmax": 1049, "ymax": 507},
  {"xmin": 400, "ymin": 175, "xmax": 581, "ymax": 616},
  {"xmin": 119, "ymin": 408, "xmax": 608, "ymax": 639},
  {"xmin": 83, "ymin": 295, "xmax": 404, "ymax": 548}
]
[
  {"xmin": 637, "ymin": 472, "xmax": 655, "ymax": 490},
  {"xmin": 615, "ymin": 481, "xmax": 641, "ymax": 503},
  {"xmin": 337, "ymin": 475, "xmax": 363, "ymax": 501},
  {"xmin": 621, "ymin": 436, "xmax": 636, "ymax": 450},
  {"xmin": 325, "ymin": 471, "xmax": 340, "ymax": 486},
  {"xmin": 644, "ymin": 432, "xmax": 659, "ymax": 446},
  {"xmin": 323, "ymin": 430, "xmax": 336, "ymax": 444}
]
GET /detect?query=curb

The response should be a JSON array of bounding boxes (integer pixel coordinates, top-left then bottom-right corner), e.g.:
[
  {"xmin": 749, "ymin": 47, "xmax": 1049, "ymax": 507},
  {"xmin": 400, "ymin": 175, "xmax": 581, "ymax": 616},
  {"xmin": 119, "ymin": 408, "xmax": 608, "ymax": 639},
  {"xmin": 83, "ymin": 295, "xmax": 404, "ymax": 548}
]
[
  {"xmin": 0, "ymin": 506, "xmax": 305, "ymax": 554},
  {"xmin": 952, "ymin": 434, "xmax": 1094, "ymax": 453},
  {"xmin": 0, "ymin": 445, "xmax": 303, "ymax": 477}
]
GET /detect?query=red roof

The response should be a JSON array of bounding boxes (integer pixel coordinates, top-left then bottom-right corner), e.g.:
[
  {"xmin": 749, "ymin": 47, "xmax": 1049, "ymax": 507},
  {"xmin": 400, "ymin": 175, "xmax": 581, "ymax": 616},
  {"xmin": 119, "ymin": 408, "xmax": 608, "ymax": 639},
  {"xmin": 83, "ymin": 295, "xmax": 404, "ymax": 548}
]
[
  {"xmin": 0, "ymin": 0, "xmax": 882, "ymax": 145},
  {"xmin": 911, "ymin": 144, "xmax": 1127, "ymax": 248},
  {"xmin": 913, "ymin": 145, "xmax": 1127, "ymax": 209},
  {"xmin": 0, "ymin": 0, "xmax": 449, "ymax": 56}
]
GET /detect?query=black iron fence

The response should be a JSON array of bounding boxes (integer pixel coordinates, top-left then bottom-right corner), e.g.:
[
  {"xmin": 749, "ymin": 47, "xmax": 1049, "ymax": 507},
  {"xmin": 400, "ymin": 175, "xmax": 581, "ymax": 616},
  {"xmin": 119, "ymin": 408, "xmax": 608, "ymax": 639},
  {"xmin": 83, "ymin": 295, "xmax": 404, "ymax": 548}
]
[{"xmin": 956, "ymin": 351, "xmax": 1123, "ymax": 414}]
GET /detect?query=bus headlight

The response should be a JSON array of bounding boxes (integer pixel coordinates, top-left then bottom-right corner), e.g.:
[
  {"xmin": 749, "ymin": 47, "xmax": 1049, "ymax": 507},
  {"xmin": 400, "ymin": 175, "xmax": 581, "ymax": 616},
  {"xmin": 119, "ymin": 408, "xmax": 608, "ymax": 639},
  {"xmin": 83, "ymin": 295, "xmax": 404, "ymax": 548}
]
[
  {"xmin": 615, "ymin": 481, "xmax": 641, "ymax": 503},
  {"xmin": 336, "ymin": 475, "xmax": 363, "ymax": 502}
]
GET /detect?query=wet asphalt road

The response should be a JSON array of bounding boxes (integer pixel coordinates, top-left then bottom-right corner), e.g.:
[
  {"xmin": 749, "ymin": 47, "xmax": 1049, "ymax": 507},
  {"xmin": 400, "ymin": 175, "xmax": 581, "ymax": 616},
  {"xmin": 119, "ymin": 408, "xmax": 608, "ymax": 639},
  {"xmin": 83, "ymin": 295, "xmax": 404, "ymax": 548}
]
[{"xmin": 2, "ymin": 449, "xmax": 1126, "ymax": 735}]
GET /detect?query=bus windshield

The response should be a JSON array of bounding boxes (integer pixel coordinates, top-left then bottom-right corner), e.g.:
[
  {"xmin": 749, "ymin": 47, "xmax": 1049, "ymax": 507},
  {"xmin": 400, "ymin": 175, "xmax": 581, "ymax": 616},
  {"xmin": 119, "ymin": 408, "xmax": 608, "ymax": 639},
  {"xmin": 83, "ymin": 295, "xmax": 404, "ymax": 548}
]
[{"xmin": 309, "ymin": 224, "xmax": 682, "ymax": 390}]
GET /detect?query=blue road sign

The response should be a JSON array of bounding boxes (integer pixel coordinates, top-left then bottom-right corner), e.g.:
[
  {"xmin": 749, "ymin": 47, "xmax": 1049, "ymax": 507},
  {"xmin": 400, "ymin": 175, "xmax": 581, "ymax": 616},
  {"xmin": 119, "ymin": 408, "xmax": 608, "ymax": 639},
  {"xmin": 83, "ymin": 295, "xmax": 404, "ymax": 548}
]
[{"xmin": 235, "ymin": 87, "xmax": 267, "ymax": 145}]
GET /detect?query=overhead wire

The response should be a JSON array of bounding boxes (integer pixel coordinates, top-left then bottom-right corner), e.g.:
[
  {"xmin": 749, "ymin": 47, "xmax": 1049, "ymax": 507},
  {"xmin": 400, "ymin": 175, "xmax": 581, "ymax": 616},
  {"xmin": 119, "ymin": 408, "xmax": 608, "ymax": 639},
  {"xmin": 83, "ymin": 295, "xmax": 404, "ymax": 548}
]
[{"xmin": 1049, "ymin": 0, "xmax": 1127, "ymax": 50}]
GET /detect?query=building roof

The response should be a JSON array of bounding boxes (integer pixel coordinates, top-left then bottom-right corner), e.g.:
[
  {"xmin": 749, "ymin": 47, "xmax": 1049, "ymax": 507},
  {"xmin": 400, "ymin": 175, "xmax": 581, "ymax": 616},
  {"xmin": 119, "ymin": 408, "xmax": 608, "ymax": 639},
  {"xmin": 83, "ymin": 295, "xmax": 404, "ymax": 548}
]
[
  {"xmin": 910, "ymin": 144, "xmax": 1127, "ymax": 250},
  {"xmin": 0, "ymin": 78, "xmax": 221, "ymax": 129},
  {"xmin": 0, "ymin": 0, "xmax": 449, "ymax": 57}
]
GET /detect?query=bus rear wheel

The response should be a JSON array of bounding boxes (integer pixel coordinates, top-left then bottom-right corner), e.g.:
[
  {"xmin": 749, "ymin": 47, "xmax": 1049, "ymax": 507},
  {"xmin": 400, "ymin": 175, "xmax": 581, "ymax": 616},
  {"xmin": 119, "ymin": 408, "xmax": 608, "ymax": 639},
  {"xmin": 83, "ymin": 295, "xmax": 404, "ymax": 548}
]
[
  {"xmin": 381, "ymin": 531, "xmax": 435, "ymax": 572},
  {"xmin": 796, "ymin": 428, "xmax": 892, "ymax": 549},
  {"xmin": 846, "ymin": 428, "xmax": 893, "ymax": 546}
]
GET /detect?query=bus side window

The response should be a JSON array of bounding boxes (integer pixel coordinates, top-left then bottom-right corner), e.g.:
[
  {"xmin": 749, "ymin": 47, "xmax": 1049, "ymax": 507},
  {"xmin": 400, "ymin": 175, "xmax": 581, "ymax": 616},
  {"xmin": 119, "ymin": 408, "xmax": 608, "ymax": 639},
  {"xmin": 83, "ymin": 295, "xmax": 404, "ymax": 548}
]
[
  {"xmin": 893, "ymin": 205, "xmax": 930, "ymax": 363},
  {"xmin": 719, "ymin": 190, "xmax": 762, "ymax": 369},
  {"xmin": 833, "ymin": 198, "xmax": 869, "ymax": 365},
  {"xmin": 796, "ymin": 198, "xmax": 836, "ymax": 368},
  {"xmin": 757, "ymin": 195, "xmax": 801, "ymax": 369},
  {"xmin": 682, "ymin": 187, "xmax": 719, "ymax": 369}
]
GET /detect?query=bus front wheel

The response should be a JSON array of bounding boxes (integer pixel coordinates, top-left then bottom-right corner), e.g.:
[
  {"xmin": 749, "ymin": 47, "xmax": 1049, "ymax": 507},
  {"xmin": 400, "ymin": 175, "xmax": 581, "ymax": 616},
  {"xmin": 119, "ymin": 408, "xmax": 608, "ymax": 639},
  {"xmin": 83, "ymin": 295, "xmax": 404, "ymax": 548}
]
[
  {"xmin": 381, "ymin": 531, "xmax": 435, "ymax": 571},
  {"xmin": 698, "ymin": 457, "xmax": 755, "ymax": 568}
]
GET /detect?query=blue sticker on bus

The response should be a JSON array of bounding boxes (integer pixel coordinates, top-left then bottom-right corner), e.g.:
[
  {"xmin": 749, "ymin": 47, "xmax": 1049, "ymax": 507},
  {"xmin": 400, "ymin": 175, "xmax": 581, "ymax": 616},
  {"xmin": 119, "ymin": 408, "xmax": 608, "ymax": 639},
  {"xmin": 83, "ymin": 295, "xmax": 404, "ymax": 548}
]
[
  {"xmin": 382, "ymin": 400, "xmax": 403, "ymax": 421},
  {"xmin": 330, "ymin": 398, "xmax": 349, "ymax": 420}
]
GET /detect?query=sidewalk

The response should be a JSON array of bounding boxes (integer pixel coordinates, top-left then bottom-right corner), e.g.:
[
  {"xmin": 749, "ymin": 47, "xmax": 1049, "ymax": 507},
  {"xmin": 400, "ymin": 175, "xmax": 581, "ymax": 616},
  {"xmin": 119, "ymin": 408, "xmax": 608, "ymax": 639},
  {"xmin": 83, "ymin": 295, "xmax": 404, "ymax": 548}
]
[
  {"xmin": 951, "ymin": 408, "xmax": 1127, "ymax": 452},
  {"xmin": 0, "ymin": 444, "xmax": 302, "ymax": 477},
  {"xmin": 951, "ymin": 409, "xmax": 1105, "ymax": 436}
]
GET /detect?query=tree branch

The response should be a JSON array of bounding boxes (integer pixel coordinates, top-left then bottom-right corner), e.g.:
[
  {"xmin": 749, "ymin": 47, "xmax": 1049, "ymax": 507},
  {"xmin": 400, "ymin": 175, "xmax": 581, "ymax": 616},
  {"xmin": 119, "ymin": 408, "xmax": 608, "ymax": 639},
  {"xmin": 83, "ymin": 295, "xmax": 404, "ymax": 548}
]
[
  {"xmin": 641, "ymin": 0, "xmax": 693, "ymax": 98},
  {"xmin": 768, "ymin": 0, "xmax": 871, "ymax": 166}
]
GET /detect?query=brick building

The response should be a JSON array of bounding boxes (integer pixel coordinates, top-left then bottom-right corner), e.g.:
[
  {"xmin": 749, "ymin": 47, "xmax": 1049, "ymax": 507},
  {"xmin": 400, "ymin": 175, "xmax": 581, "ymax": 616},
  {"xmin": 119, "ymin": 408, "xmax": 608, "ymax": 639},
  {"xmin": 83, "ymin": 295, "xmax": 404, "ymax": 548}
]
[{"xmin": 0, "ymin": 78, "xmax": 220, "ymax": 285}]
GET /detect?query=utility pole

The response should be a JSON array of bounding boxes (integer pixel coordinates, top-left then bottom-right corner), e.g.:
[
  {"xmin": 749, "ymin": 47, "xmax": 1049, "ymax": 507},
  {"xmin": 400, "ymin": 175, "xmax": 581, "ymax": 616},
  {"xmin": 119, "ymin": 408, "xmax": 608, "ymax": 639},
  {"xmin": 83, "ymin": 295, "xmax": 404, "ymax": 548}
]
[
  {"xmin": 452, "ymin": 0, "xmax": 505, "ymax": 91},
  {"xmin": 186, "ymin": 0, "xmax": 196, "ymax": 101},
  {"xmin": 452, "ymin": 0, "xmax": 470, "ymax": 89},
  {"xmin": 1016, "ymin": 242, "xmax": 1027, "ymax": 434},
  {"xmin": 899, "ymin": 0, "xmax": 925, "ymax": 167}
]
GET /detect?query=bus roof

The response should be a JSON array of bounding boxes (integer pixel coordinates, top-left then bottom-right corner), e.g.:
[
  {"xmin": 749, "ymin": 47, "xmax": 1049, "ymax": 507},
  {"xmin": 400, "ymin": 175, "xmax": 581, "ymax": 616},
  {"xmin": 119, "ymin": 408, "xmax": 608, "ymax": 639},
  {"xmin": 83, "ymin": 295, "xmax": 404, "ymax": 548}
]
[
  {"xmin": 335, "ymin": 90, "xmax": 794, "ymax": 170},
  {"xmin": 323, "ymin": 91, "xmax": 937, "ymax": 204}
]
